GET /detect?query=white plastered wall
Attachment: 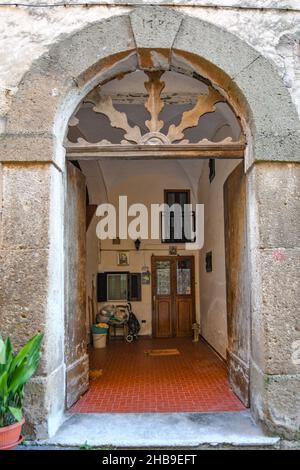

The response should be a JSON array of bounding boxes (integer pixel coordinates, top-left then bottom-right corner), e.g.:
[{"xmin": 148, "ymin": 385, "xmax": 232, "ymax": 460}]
[{"xmin": 198, "ymin": 159, "xmax": 242, "ymax": 358}]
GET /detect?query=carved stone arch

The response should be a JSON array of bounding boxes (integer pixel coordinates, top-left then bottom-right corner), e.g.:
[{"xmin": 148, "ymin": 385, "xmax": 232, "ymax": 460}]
[
  {"xmin": 1, "ymin": 7, "xmax": 299, "ymax": 439},
  {"xmin": 2, "ymin": 8, "xmax": 299, "ymax": 167}
]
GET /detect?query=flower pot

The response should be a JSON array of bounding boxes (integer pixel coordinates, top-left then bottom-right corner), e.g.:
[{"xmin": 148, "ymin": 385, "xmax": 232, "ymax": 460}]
[{"xmin": 0, "ymin": 417, "xmax": 25, "ymax": 450}]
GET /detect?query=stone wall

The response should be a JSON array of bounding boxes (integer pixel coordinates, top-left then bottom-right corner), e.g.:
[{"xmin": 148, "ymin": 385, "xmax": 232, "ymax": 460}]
[
  {"xmin": 0, "ymin": 4, "xmax": 299, "ymax": 440},
  {"xmin": 1, "ymin": 2, "xmax": 300, "ymax": 121},
  {"xmin": 248, "ymin": 162, "xmax": 300, "ymax": 438}
]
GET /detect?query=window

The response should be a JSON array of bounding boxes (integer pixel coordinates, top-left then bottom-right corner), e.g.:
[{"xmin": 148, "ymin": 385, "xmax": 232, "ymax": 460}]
[
  {"xmin": 97, "ymin": 272, "xmax": 142, "ymax": 302},
  {"xmin": 107, "ymin": 273, "xmax": 128, "ymax": 301},
  {"xmin": 162, "ymin": 190, "xmax": 195, "ymax": 243}
]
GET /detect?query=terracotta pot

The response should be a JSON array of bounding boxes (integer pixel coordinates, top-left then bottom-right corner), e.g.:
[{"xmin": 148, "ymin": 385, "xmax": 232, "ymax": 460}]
[{"xmin": 0, "ymin": 417, "xmax": 24, "ymax": 450}]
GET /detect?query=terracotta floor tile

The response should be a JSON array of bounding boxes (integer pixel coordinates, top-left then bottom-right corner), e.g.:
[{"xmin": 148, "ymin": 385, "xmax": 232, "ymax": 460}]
[{"xmin": 70, "ymin": 338, "xmax": 245, "ymax": 414}]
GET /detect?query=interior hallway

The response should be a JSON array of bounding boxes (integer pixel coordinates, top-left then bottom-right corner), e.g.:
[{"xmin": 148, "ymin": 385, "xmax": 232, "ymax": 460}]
[{"xmin": 71, "ymin": 338, "xmax": 245, "ymax": 413}]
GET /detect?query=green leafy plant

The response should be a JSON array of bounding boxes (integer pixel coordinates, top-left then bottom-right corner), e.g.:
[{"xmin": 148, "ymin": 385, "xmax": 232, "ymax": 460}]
[{"xmin": 0, "ymin": 333, "xmax": 43, "ymax": 428}]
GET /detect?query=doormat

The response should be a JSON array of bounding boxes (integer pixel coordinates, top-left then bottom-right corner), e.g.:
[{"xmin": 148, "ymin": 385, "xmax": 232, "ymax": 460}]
[
  {"xmin": 144, "ymin": 349, "xmax": 180, "ymax": 356},
  {"xmin": 89, "ymin": 369, "xmax": 103, "ymax": 381}
]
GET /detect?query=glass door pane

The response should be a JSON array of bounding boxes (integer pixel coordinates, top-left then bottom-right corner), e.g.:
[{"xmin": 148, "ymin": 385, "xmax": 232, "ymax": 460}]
[
  {"xmin": 156, "ymin": 261, "xmax": 171, "ymax": 296},
  {"xmin": 176, "ymin": 259, "xmax": 192, "ymax": 295}
]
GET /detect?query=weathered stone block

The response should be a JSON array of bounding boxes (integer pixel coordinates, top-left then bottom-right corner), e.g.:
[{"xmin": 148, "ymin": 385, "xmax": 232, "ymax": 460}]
[
  {"xmin": 0, "ymin": 247, "xmax": 63, "ymax": 375},
  {"xmin": 253, "ymin": 132, "xmax": 300, "ymax": 163},
  {"xmin": 0, "ymin": 249, "xmax": 48, "ymax": 344},
  {"xmin": 130, "ymin": 7, "xmax": 182, "ymax": 70},
  {"xmin": 6, "ymin": 16, "xmax": 135, "ymax": 137},
  {"xmin": 130, "ymin": 7, "xmax": 182, "ymax": 50},
  {"xmin": 247, "ymin": 163, "xmax": 300, "ymax": 249},
  {"xmin": 0, "ymin": 163, "xmax": 52, "ymax": 250},
  {"xmin": 251, "ymin": 248, "xmax": 300, "ymax": 375},
  {"xmin": 23, "ymin": 364, "xmax": 65, "ymax": 439},
  {"xmin": 173, "ymin": 15, "xmax": 260, "ymax": 80},
  {"xmin": 250, "ymin": 363, "xmax": 300, "ymax": 438},
  {"xmin": 0, "ymin": 134, "xmax": 59, "ymax": 165},
  {"xmin": 232, "ymin": 56, "xmax": 300, "ymax": 138},
  {"xmin": 6, "ymin": 55, "xmax": 74, "ymax": 134},
  {"xmin": 50, "ymin": 15, "xmax": 135, "ymax": 79}
]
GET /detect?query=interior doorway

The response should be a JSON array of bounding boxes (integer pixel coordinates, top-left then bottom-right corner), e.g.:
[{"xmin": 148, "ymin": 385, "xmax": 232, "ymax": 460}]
[
  {"xmin": 152, "ymin": 256, "xmax": 195, "ymax": 338},
  {"xmin": 64, "ymin": 67, "xmax": 250, "ymax": 415}
]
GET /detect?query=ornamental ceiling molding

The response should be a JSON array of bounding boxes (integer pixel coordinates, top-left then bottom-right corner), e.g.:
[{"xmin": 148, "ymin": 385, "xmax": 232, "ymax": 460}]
[{"xmin": 65, "ymin": 71, "xmax": 245, "ymax": 156}]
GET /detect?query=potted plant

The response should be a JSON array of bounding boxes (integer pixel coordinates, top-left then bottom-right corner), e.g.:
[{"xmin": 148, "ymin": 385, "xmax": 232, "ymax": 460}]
[{"xmin": 0, "ymin": 333, "xmax": 43, "ymax": 450}]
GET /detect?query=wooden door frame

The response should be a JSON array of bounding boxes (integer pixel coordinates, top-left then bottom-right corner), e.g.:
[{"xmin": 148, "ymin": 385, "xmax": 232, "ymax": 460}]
[{"xmin": 151, "ymin": 255, "xmax": 196, "ymax": 338}]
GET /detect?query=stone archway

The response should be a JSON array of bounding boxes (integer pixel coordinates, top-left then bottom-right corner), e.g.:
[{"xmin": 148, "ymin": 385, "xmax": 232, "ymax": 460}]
[{"xmin": 1, "ymin": 7, "xmax": 299, "ymax": 439}]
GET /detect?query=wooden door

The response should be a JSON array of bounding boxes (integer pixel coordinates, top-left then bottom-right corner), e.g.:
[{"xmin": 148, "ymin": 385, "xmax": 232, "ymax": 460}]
[
  {"xmin": 224, "ymin": 162, "xmax": 250, "ymax": 407},
  {"xmin": 65, "ymin": 162, "xmax": 89, "ymax": 408},
  {"xmin": 175, "ymin": 257, "xmax": 195, "ymax": 337},
  {"xmin": 152, "ymin": 256, "xmax": 195, "ymax": 338}
]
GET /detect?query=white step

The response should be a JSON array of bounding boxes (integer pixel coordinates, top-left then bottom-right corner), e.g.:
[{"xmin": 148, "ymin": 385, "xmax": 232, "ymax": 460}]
[{"xmin": 38, "ymin": 411, "xmax": 280, "ymax": 449}]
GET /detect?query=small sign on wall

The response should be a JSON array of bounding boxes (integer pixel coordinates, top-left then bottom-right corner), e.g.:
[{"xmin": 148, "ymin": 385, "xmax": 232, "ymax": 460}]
[{"xmin": 141, "ymin": 266, "xmax": 151, "ymax": 285}]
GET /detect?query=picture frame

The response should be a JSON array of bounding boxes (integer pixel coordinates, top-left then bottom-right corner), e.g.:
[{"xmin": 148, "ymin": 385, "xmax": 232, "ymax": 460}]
[
  {"xmin": 117, "ymin": 251, "xmax": 130, "ymax": 266},
  {"xmin": 169, "ymin": 246, "xmax": 178, "ymax": 256},
  {"xmin": 141, "ymin": 266, "xmax": 151, "ymax": 285}
]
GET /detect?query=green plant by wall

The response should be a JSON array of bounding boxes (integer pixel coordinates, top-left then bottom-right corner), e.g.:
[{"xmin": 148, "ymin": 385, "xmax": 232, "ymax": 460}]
[{"xmin": 0, "ymin": 333, "xmax": 43, "ymax": 428}]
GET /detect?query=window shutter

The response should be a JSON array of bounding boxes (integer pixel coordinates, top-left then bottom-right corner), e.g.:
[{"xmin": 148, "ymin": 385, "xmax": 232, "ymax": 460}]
[
  {"xmin": 128, "ymin": 273, "xmax": 142, "ymax": 301},
  {"xmin": 97, "ymin": 272, "xmax": 107, "ymax": 302}
]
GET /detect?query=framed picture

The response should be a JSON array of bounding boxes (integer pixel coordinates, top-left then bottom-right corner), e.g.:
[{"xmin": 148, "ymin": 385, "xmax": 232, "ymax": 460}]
[
  {"xmin": 117, "ymin": 251, "xmax": 129, "ymax": 266},
  {"xmin": 169, "ymin": 246, "xmax": 177, "ymax": 256},
  {"xmin": 141, "ymin": 266, "xmax": 151, "ymax": 285}
]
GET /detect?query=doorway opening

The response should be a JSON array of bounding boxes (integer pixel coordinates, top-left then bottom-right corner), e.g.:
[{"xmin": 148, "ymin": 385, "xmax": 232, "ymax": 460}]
[{"xmin": 63, "ymin": 68, "xmax": 249, "ymax": 415}]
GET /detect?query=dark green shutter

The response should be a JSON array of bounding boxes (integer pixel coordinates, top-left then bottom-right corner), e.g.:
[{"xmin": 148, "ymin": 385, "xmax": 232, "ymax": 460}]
[
  {"xmin": 97, "ymin": 272, "xmax": 107, "ymax": 302},
  {"xmin": 129, "ymin": 273, "xmax": 142, "ymax": 301}
]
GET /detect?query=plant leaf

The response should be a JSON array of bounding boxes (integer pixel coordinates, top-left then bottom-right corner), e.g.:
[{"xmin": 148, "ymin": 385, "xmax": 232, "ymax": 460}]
[
  {"xmin": 0, "ymin": 337, "xmax": 5, "ymax": 364},
  {"xmin": 0, "ymin": 333, "xmax": 43, "ymax": 425},
  {"xmin": 8, "ymin": 364, "xmax": 38, "ymax": 395},
  {"xmin": 9, "ymin": 334, "xmax": 43, "ymax": 374},
  {"xmin": 8, "ymin": 406, "xmax": 23, "ymax": 422},
  {"xmin": 0, "ymin": 371, "xmax": 8, "ymax": 399}
]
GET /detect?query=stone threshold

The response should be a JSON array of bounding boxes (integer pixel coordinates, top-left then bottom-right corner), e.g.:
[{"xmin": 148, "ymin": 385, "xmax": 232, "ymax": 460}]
[{"xmin": 33, "ymin": 411, "xmax": 280, "ymax": 449}]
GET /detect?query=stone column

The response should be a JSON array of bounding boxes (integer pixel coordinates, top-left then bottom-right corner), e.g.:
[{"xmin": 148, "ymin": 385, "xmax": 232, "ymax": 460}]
[
  {"xmin": 0, "ymin": 157, "xmax": 65, "ymax": 438},
  {"xmin": 247, "ymin": 162, "xmax": 300, "ymax": 438}
]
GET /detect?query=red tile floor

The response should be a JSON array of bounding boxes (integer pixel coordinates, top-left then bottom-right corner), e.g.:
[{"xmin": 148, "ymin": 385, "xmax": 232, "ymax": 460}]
[{"xmin": 71, "ymin": 337, "xmax": 245, "ymax": 413}]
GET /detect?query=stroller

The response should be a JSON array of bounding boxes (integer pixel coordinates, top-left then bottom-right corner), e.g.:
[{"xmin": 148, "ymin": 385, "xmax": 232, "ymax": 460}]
[
  {"xmin": 97, "ymin": 302, "xmax": 140, "ymax": 343},
  {"xmin": 125, "ymin": 302, "xmax": 141, "ymax": 343}
]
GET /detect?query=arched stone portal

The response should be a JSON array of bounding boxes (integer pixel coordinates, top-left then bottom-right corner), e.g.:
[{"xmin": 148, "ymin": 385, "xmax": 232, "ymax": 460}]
[{"xmin": 0, "ymin": 7, "xmax": 299, "ymax": 439}]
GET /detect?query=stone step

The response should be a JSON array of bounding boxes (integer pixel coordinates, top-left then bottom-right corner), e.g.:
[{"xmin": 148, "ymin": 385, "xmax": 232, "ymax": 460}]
[{"xmin": 36, "ymin": 411, "xmax": 280, "ymax": 449}]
